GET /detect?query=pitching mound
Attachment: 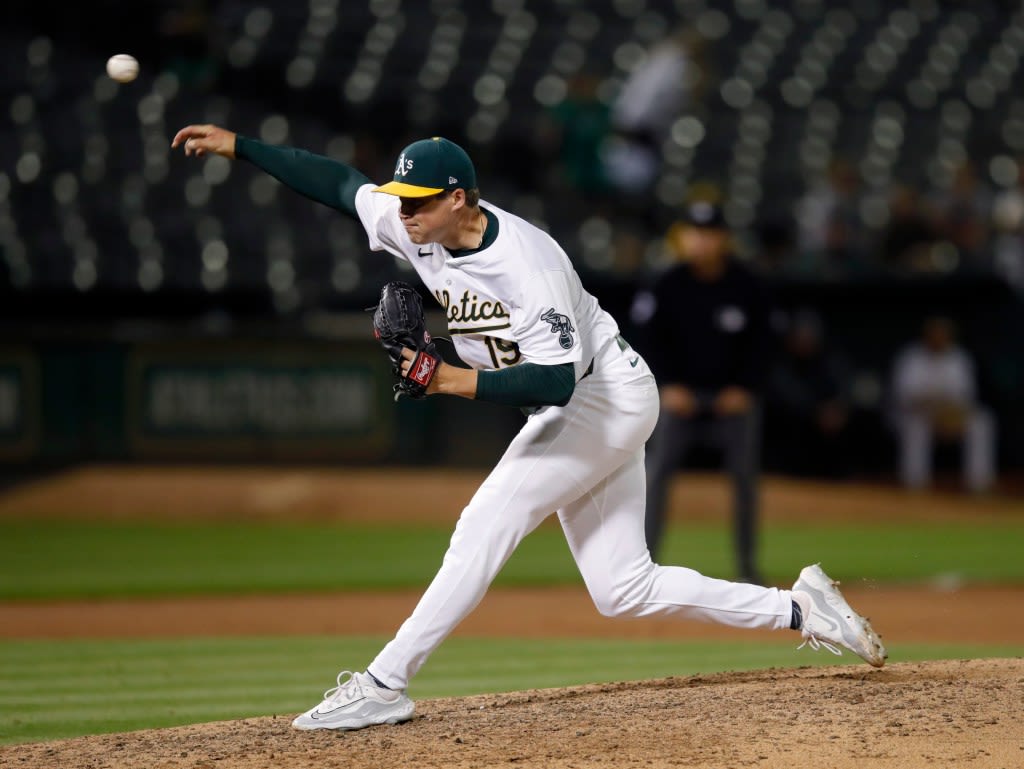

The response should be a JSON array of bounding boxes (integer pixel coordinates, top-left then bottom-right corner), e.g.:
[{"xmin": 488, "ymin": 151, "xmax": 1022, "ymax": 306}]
[{"xmin": 4, "ymin": 659, "xmax": 1021, "ymax": 769}]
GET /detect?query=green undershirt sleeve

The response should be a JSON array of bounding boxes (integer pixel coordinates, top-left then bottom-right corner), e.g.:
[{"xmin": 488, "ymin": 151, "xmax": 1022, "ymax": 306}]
[
  {"xmin": 475, "ymin": 362, "xmax": 576, "ymax": 408},
  {"xmin": 235, "ymin": 135, "xmax": 371, "ymax": 217}
]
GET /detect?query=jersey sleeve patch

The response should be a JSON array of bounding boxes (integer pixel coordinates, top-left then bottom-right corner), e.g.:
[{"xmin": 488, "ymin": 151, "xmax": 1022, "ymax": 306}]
[
  {"xmin": 512, "ymin": 269, "xmax": 583, "ymax": 365},
  {"xmin": 540, "ymin": 308, "xmax": 576, "ymax": 349}
]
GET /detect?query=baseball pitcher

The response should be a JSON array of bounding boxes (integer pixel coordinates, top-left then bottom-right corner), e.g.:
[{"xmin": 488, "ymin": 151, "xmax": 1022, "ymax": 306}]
[{"xmin": 171, "ymin": 126, "xmax": 886, "ymax": 732}]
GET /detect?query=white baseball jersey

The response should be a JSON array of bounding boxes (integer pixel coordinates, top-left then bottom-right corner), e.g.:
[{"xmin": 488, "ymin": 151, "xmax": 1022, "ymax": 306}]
[
  {"xmin": 350, "ymin": 183, "xmax": 794, "ymax": 691},
  {"xmin": 354, "ymin": 186, "xmax": 621, "ymax": 378}
]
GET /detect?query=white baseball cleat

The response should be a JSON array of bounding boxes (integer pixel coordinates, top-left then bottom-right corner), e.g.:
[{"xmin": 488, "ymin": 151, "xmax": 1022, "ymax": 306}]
[
  {"xmin": 792, "ymin": 563, "xmax": 887, "ymax": 668},
  {"xmin": 292, "ymin": 671, "xmax": 415, "ymax": 731}
]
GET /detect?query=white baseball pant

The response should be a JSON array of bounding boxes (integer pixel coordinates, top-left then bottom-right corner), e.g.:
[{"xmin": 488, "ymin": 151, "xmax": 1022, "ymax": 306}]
[{"xmin": 368, "ymin": 342, "xmax": 793, "ymax": 689}]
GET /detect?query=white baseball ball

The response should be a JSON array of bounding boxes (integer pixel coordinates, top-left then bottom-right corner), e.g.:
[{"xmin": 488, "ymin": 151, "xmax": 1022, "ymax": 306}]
[{"xmin": 106, "ymin": 54, "xmax": 139, "ymax": 84}]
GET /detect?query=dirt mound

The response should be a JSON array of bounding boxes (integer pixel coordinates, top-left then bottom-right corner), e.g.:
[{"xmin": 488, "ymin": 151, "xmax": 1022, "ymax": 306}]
[{"xmin": 3, "ymin": 659, "xmax": 1020, "ymax": 769}]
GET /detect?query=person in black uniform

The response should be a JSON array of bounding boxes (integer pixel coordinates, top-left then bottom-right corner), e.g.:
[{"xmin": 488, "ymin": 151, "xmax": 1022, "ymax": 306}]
[{"xmin": 631, "ymin": 199, "xmax": 774, "ymax": 583}]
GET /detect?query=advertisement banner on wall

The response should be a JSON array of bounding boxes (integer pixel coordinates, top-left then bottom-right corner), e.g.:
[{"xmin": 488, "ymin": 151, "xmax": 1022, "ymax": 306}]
[{"xmin": 126, "ymin": 342, "xmax": 395, "ymax": 460}]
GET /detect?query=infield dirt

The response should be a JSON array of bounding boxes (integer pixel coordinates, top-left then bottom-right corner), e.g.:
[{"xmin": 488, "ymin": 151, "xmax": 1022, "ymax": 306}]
[
  {"xmin": 1, "ymin": 660, "xmax": 1021, "ymax": 769},
  {"xmin": 1, "ymin": 467, "xmax": 1022, "ymax": 768}
]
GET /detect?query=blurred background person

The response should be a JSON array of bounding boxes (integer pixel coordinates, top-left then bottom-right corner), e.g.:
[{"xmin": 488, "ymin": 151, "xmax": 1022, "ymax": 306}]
[
  {"xmin": 602, "ymin": 25, "xmax": 707, "ymax": 218},
  {"xmin": 631, "ymin": 198, "xmax": 775, "ymax": 584},
  {"xmin": 890, "ymin": 316, "xmax": 996, "ymax": 494},
  {"xmin": 764, "ymin": 308, "xmax": 853, "ymax": 480}
]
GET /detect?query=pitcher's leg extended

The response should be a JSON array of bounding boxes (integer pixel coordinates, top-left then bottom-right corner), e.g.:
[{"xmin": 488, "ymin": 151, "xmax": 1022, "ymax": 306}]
[
  {"xmin": 562, "ymin": 447, "xmax": 792, "ymax": 630},
  {"xmin": 559, "ymin": 448, "xmax": 886, "ymax": 666}
]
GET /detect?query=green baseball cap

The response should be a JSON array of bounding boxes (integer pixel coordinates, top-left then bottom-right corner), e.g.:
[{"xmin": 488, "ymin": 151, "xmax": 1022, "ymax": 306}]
[{"xmin": 373, "ymin": 136, "xmax": 477, "ymax": 198}]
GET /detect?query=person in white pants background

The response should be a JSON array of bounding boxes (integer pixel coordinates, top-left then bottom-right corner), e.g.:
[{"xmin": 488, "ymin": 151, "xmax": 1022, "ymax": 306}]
[
  {"xmin": 171, "ymin": 124, "xmax": 887, "ymax": 732},
  {"xmin": 891, "ymin": 315, "xmax": 996, "ymax": 493}
]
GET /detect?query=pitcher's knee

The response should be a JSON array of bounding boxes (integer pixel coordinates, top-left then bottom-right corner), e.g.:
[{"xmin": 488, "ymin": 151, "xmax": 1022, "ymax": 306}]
[
  {"xmin": 590, "ymin": 575, "xmax": 652, "ymax": 618},
  {"xmin": 591, "ymin": 595, "xmax": 627, "ymax": 617}
]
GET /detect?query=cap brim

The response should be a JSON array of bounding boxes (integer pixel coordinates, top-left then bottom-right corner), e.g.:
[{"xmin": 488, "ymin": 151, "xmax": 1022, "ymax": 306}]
[{"xmin": 372, "ymin": 181, "xmax": 446, "ymax": 197}]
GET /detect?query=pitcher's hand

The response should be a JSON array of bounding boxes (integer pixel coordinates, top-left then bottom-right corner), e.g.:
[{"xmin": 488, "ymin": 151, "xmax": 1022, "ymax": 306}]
[{"xmin": 171, "ymin": 124, "xmax": 237, "ymax": 159}]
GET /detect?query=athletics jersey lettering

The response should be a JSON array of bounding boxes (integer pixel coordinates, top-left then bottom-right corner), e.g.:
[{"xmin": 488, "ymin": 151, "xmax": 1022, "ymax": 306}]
[{"xmin": 435, "ymin": 289, "xmax": 510, "ymax": 334}]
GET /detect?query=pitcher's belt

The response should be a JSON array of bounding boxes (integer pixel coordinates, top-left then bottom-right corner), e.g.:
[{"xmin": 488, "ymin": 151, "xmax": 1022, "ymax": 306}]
[{"xmin": 580, "ymin": 334, "xmax": 628, "ymax": 381}]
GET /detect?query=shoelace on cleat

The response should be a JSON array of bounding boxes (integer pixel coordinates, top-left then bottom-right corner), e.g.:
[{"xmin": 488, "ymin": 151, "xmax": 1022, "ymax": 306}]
[
  {"xmin": 797, "ymin": 632, "xmax": 843, "ymax": 657},
  {"xmin": 322, "ymin": 670, "xmax": 364, "ymax": 704}
]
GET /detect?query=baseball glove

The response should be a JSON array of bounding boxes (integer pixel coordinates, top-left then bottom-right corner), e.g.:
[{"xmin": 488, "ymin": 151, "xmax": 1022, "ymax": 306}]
[{"xmin": 372, "ymin": 281, "xmax": 441, "ymax": 400}]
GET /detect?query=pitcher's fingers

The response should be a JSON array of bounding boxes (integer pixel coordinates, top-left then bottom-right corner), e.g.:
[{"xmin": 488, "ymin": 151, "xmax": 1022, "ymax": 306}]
[
  {"xmin": 171, "ymin": 125, "xmax": 204, "ymax": 148},
  {"xmin": 170, "ymin": 127, "xmax": 191, "ymax": 148}
]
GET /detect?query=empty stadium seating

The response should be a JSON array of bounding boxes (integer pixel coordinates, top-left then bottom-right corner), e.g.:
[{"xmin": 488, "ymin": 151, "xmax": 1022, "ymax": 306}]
[{"xmin": 3, "ymin": 0, "xmax": 1023, "ymax": 317}]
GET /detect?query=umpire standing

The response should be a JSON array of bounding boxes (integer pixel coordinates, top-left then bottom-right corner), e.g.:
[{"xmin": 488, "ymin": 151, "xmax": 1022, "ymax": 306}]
[{"xmin": 631, "ymin": 199, "xmax": 775, "ymax": 583}]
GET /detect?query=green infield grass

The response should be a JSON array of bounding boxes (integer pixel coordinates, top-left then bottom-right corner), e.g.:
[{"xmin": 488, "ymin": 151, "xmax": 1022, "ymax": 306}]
[
  {"xmin": 1, "ymin": 635, "xmax": 1021, "ymax": 745},
  {"xmin": 0, "ymin": 519, "xmax": 1022, "ymax": 600}
]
